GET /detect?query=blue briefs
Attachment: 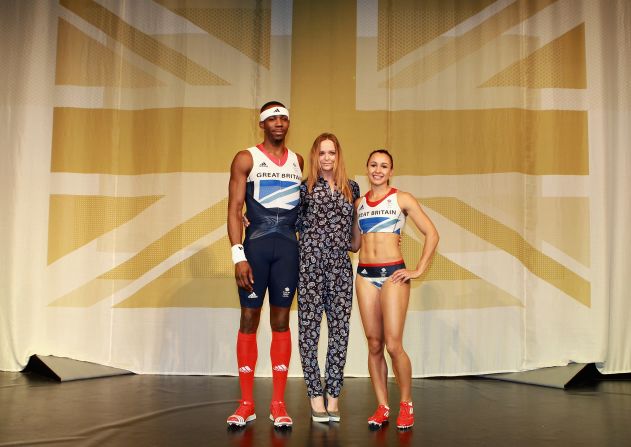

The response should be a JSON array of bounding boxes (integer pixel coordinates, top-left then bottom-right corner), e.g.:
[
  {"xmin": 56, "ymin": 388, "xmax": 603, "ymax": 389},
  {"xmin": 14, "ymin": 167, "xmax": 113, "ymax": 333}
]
[{"xmin": 357, "ymin": 261, "xmax": 406, "ymax": 289}]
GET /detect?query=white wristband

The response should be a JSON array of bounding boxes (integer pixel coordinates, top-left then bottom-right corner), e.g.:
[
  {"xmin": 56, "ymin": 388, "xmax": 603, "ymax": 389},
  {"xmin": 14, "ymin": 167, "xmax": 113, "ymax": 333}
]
[{"xmin": 231, "ymin": 244, "xmax": 247, "ymax": 264}]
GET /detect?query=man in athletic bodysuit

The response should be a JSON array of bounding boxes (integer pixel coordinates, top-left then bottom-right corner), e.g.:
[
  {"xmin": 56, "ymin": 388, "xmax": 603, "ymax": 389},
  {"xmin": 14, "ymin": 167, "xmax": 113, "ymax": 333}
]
[{"xmin": 226, "ymin": 101, "xmax": 304, "ymax": 429}]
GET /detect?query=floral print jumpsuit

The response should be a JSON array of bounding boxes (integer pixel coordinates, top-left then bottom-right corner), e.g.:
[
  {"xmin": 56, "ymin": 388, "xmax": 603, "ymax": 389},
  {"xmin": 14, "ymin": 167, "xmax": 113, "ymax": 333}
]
[{"xmin": 297, "ymin": 178, "xmax": 360, "ymax": 398}]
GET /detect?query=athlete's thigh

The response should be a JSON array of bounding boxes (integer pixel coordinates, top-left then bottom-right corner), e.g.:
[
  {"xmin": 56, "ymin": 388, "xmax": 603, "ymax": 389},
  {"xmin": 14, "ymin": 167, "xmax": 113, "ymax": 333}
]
[
  {"xmin": 355, "ymin": 275, "xmax": 384, "ymax": 340},
  {"xmin": 379, "ymin": 279, "xmax": 410, "ymax": 341},
  {"xmin": 268, "ymin": 237, "xmax": 299, "ymax": 308},
  {"xmin": 239, "ymin": 238, "xmax": 272, "ymax": 308}
]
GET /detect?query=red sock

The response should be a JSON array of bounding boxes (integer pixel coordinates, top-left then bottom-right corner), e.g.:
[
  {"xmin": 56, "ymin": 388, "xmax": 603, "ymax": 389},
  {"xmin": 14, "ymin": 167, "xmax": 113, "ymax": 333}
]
[
  {"xmin": 237, "ymin": 331, "xmax": 257, "ymax": 403},
  {"xmin": 271, "ymin": 330, "xmax": 291, "ymax": 402}
]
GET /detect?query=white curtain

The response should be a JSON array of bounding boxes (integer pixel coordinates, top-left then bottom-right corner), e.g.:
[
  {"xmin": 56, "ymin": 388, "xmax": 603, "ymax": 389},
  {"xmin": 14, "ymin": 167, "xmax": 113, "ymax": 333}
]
[{"xmin": 1, "ymin": 0, "xmax": 629, "ymax": 377}]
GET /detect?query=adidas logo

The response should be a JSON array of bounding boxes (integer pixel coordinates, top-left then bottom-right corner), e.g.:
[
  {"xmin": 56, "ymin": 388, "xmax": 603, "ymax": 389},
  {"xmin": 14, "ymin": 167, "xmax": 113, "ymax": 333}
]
[
  {"xmin": 361, "ymin": 269, "xmax": 368, "ymax": 275},
  {"xmin": 273, "ymin": 108, "xmax": 280, "ymax": 112},
  {"xmin": 282, "ymin": 287, "xmax": 291, "ymax": 298},
  {"xmin": 239, "ymin": 366, "xmax": 253, "ymax": 374},
  {"xmin": 273, "ymin": 364, "xmax": 288, "ymax": 372},
  {"xmin": 247, "ymin": 292, "xmax": 258, "ymax": 299},
  {"xmin": 259, "ymin": 162, "xmax": 268, "ymax": 167}
]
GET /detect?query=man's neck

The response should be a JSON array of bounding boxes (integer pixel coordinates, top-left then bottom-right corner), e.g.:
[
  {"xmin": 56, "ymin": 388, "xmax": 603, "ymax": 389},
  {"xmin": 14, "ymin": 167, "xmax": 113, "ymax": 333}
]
[{"xmin": 262, "ymin": 140, "xmax": 285, "ymax": 156}]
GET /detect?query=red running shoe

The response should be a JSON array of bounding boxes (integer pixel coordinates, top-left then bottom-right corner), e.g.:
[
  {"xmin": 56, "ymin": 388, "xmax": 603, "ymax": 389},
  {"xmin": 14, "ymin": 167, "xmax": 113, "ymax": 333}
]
[
  {"xmin": 227, "ymin": 400, "xmax": 256, "ymax": 427},
  {"xmin": 269, "ymin": 401, "xmax": 293, "ymax": 428},
  {"xmin": 368, "ymin": 404, "xmax": 390, "ymax": 428},
  {"xmin": 396, "ymin": 401, "xmax": 414, "ymax": 429}
]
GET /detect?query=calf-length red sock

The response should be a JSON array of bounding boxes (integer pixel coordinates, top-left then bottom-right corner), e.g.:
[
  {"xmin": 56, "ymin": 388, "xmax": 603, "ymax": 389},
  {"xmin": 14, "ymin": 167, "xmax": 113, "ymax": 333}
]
[
  {"xmin": 236, "ymin": 331, "xmax": 257, "ymax": 403},
  {"xmin": 270, "ymin": 330, "xmax": 291, "ymax": 402}
]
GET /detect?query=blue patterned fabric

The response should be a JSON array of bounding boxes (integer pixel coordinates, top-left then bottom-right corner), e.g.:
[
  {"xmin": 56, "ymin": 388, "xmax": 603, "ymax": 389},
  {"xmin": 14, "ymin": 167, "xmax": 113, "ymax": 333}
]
[{"xmin": 297, "ymin": 178, "xmax": 360, "ymax": 397}]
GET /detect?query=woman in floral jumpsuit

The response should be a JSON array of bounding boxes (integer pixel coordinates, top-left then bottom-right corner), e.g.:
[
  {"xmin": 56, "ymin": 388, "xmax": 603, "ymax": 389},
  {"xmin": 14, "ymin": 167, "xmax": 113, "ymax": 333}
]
[{"xmin": 297, "ymin": 133, "xmax": 360, "ymax": 423}]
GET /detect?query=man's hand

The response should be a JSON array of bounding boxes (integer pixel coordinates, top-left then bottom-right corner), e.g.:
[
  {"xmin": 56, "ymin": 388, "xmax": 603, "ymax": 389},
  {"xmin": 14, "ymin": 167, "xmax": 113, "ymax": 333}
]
[{"xmin": 235, "ymin": 261, "xmax": 254, "ymax": 292}]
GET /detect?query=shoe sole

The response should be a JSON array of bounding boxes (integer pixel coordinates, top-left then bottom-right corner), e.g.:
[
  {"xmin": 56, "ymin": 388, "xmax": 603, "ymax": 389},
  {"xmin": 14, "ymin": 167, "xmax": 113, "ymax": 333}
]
[
  {"xmin": 397, "ymin": 423, "xmax": 414, "ymax": 429},
  {"xmin": 269, "ymin": 415, "xmax": 293, "ymax": 428},
  {"xmin": 312, "ymin": 415, "xmax": 330, "ymax": 423},
  {"xmin": 368, "ymin": 420, "xmax": 388, "ymax": 429},
  {"xmin": 226, "ymin": 414, "xmax": 256, "ymax": 427},
  {"xmin": 328, "ymin": 415, "xmax": 340, "ymax": 423}
]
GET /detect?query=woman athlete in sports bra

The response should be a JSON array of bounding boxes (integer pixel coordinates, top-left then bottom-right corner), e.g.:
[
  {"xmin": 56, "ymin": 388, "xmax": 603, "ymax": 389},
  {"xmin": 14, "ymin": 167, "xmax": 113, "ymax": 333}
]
[{"xmin": 352, "ymin": 149, "xmax": 439, "ymax": 430}]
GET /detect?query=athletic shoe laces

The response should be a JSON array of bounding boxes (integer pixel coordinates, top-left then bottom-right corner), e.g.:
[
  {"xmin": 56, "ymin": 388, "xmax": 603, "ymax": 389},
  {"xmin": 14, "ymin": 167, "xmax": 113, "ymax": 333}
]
[
  {"xmin": 397, "ymin": 401, "xmax": 414, "ymax": 427},
  {"xmin": 229, "ymin": 401, "xmax": 254, "ymax": 419},
  {"xmin": 270, "ymin": 401, "xmax": 289, "ymax": 417},
  {"xmin": 368, "ymin": 404, "xmax": 390, "ymax": 424}
]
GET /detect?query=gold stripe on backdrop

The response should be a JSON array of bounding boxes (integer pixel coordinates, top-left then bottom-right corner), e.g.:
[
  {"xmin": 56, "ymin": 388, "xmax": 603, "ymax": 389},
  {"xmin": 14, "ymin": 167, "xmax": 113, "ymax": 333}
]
[
  {"xmin": 101, "ymin": 198, "xmax": 228, "ymax": 280},
  {"xmin": 114, "ymin": 277, "xmax": 298, "ymax": 310},
  {"xmin": 288, "ymin": 1, "xmax": 357, "ymax": 160},
  {"xmin": 154, "ymin": 0, "xmax": 272, "ymax": 68},
  {"xmin": 401, "ymin": 233, "xmax": 478, "ymax": 282},
  {"xmin": 55, "ymin": 19, "xmax": 163, "ymax": 87},
  {"xmin": 537, "ymin": 197, "xmax": 590, "ymax": 267},
  {"xmin": 49, "ymin": 198, "xmax": 228, "ymax": 307},
  {"xmin": 51, "ymin": 107, "xmax": 587, "ymax": 176},
  {"xmin": 116, "ymin": 235, "xmax": 236, "ymax": 308},
  {"xmin": 59, "ymin": 0, "xmax": 228, "ymax": 85},
  {"xmin": 377, "ymin": 0, "xmax": 497, "ymax": 70},
  {"xmin": 384, "ymin": 0, "xmax": 559, "ymax": 88},
  {"xmin": 481, "ymin": 24, "xmax": 586, "ymax": 89},
  {"xmin": 421, "ymin": 197, "xmax": 591, "ymax": 306},
  {"xmin": 114, "ymin": 234, "xmax": 298, "ymax": 309},
  {"xmin": 385, "ymin": 109, "xmax": 588, "ymax": 176},
  {"xmin": 115, "ymin": 278, "xmax": 239, "ymax": 308},
  {"xmin": 403, "ymin": 226, "xmax": 523, "ymax": 310},
  {"xmin": 51, "ymin": 108, "xmax": 257, "ymax": 174},
  {"xmin": 49, "ymin": 278, "xmax": 133, "ymax": 308},
  {"xmin": 47, "ymin": 195, "xmax": 162, "ymax": 265}
]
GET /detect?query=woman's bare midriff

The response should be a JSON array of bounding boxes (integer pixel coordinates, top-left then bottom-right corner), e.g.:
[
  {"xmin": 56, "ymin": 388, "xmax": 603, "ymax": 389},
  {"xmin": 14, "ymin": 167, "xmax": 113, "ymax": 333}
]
[{"xmin": 358, "ymin": 233, "xmax": 403, "ymax": 264}]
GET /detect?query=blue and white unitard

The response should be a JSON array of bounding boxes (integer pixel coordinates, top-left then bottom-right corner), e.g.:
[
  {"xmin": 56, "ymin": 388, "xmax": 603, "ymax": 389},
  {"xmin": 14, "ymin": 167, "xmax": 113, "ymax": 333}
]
[
  {"xmin": 240, "ymin": 145, "xmax": 302, "ymax": 308},
  {"xmin": 245, "ymin": 145, "xmax": 302, "ymax": 241}
]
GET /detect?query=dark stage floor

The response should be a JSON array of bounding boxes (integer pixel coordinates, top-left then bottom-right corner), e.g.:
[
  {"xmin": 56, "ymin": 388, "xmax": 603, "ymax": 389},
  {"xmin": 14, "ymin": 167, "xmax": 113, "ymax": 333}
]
[{"xmin": 1, "ymin": 370, "xmax": 630, "ymax": 446}]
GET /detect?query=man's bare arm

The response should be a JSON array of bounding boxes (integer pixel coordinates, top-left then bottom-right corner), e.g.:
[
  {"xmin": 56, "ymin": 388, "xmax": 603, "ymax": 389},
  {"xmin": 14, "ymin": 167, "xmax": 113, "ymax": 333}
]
[
  {"xmin": 296, "ymin": 153, "xmax": 305, "ymax": 172},
  {"xmin": 227, "ymin": 151, "xmax": 254, "ymax": 291}
]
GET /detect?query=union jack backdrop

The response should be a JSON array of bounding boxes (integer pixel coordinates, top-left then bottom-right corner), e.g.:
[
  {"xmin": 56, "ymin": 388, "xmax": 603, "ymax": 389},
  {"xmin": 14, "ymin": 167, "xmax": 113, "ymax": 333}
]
[{"xmin": 2, "ymin": 0, "xmax": 629, "ymax": 376}]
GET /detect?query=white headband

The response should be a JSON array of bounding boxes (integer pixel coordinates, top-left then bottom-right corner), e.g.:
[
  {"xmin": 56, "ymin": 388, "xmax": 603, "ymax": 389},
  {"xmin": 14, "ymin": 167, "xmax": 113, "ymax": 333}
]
[{"xmin": 259, "ymin": 106, "xmax": 289, "ymax": 122}]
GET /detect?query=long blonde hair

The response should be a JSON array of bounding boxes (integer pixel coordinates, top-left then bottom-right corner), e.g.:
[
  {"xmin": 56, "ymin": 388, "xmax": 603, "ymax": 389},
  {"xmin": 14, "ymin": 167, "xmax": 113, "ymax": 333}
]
[{"xmin": 305, "ymin": 133, "xmax": 353, "ymax": 202}]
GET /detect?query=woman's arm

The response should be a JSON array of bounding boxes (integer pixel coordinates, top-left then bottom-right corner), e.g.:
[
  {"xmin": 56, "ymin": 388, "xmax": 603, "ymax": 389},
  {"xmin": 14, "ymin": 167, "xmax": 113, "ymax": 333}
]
[
  {"xmin": 350, "ymin": 197, "xmax": 362, "ymax": 252},
  {"xmin": 295, "ymin": 182, "xmax": 307, "ymax": 235},
  {"xmin": 390, "ymin": 191, "xmax": 439, "ymax": 283}
]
